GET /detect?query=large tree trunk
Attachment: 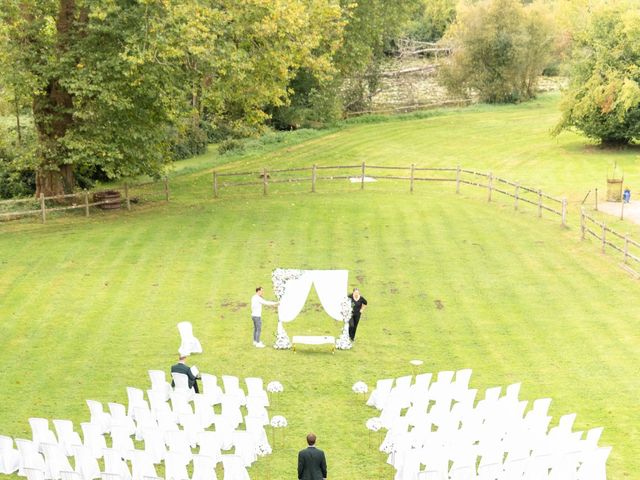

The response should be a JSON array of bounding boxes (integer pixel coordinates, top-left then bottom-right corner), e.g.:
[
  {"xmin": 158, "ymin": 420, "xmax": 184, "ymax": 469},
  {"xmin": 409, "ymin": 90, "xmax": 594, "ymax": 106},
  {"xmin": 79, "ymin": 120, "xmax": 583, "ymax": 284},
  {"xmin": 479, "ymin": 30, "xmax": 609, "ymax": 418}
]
[{"xmin": 33, "ymin": 0, "xmax": 77, "ymax": 198}]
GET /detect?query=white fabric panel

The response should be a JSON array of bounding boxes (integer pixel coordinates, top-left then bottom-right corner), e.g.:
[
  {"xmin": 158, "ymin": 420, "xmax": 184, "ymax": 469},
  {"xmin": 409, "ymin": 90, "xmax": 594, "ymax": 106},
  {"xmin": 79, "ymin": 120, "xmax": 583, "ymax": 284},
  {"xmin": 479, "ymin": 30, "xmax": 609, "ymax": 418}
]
[
  {"xmin": 311, "ymin": 270, "xmax": 348, "ymax": 321},
  {"xmin": 277, "ymin": 272, "xmax": 313, "ymax": 322}
]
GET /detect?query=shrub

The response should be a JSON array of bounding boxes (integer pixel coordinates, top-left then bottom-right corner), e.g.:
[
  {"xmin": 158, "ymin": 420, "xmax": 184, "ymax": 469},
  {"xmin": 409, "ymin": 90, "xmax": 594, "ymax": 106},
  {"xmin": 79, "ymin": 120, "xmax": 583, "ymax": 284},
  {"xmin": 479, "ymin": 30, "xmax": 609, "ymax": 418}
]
[
  {"xmin": 439, "ymin": 0, "xmax": 556, "ymax": 103},
  {"xmin": 553, "ymin": 4, "xmax": 640, "ymax": 145}
]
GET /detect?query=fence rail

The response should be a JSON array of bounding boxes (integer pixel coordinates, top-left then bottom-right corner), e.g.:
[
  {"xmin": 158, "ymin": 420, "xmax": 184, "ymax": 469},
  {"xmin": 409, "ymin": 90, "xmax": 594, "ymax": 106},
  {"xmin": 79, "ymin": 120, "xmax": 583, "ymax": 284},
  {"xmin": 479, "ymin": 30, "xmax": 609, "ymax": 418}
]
[
  {"xmin": 211, "ymin": 163, "xmax": 568, "ymax": 227},
  {"xmin": 4, "ymin": 162, "xmax": 640, "ymax": 279},
  {"xmin": 581, "ymin": 208, "xmax": 640, "ymax": 276},
  {"xmin": 0, "ymin": 177, "xmax": 169, "ymax": 224}
]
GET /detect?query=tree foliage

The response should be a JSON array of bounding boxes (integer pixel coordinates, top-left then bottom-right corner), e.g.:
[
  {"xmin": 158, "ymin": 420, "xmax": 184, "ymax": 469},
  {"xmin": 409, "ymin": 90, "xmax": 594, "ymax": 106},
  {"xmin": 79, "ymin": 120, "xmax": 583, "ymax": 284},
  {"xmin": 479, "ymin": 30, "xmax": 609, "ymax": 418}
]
[
  {"xmin": 554, "ymin": 3, "xmax": 640, "ymax": 145},
  {"xmin": 405, "ymin": 0, "xmax": 457, "ymax": 43},
  {"xmin": 439, "ymin": 0, "xmax": 556, "ymax": 103},
  {"xmin": 0, "ymin": 0, "xmax": 345, "ymax": 196}
]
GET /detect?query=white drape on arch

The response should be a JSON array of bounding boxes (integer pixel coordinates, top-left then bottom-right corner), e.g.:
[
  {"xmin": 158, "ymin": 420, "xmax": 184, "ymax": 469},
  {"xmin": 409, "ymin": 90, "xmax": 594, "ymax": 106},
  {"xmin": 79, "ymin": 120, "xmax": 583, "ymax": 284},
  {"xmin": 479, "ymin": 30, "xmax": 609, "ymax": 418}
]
[{"xmin": 276, "ymin": 270, "xmax": 348, "ymax": 322}]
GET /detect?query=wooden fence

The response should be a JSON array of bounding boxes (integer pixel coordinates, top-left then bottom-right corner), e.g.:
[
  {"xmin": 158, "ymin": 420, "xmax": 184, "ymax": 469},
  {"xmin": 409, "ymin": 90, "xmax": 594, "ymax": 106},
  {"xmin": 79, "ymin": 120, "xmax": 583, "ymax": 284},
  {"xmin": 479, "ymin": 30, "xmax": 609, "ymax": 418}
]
[
  {"xmin": 0, "ymin": 177, "xmax": 169, "ymax": 224},
  {"xmin": 213, "ymin": 163, "xmax": 569, "ymax": 227},
  {"xmin": 581, "ymin": 208, "xmax": 640, "ymax": 277}
]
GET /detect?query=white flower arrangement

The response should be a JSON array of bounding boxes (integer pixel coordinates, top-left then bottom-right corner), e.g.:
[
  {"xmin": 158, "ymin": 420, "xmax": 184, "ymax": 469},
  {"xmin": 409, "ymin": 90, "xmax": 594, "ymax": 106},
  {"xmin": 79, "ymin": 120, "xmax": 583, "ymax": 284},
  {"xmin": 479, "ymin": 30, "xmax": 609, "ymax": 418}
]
[
  {"xmin": 272, "ymin": 268, "xmax": 304, "ymax": 300},
  {"xmin": 366, "ymin": 417, "xmax": 383, "ymax": 432},
  {"xmin": 273, "ymin": 321, "xmax": 292, "ymax": 350},
  {"xmin": 352, "ymin": 381, "xmax": 368, "ymax": 394},
  {"xmin": 267, "ymin": 381, "xmax": 284, "ymax": 393},
  {"xmin": 256, "ymin": 441, "xmax": 272, "ymax": 456},
  {"xmin": 270, "ymin": 415, "xmax": 288, "ymax": 428},
  {"xmin": 335, "ymin": 296, "xmax": 353, "ymax": 350}
]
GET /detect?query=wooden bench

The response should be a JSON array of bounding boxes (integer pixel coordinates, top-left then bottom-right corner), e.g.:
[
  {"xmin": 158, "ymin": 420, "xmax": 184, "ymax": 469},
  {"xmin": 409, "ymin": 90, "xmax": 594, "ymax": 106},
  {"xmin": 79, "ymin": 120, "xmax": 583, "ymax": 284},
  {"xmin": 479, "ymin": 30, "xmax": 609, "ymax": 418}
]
[{"xmin": 292, "ymin": 335, "xmax": 336, "ymax": 353}]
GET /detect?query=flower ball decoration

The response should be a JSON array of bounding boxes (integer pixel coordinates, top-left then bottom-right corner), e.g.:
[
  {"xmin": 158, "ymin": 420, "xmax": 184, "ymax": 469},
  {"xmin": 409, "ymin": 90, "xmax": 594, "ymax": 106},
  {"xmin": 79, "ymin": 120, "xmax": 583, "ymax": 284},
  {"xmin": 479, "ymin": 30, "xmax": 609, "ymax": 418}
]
[
  {"xmin": 270, "ymin": 415, "xmax": 288, "ymax": 428},
  {"xmin": 267, "ymin": 381, "xmax": 284, "ymax": 394},
  {"xmin": 352, "ymin": 381, "xmax": 369, "ymax": 394},
  {"xmin": 366, "ymin": 417, "xmax": 383, "ymax": 432}
]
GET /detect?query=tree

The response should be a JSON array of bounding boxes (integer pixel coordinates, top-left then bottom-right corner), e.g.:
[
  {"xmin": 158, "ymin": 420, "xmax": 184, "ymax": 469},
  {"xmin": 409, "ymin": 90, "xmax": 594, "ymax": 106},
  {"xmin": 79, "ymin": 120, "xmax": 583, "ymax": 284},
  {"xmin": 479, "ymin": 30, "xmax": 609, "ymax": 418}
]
[
  {"xmin": 554, "ymin": 3, "xmax": 640, "ymax": 145},
  {"xmin": 439, "ymin": 0, "xmax": 556, "ymax": 103},
  {"xmin": 405, "ymin": 0, "xmax": 457, "ymax": 43}
]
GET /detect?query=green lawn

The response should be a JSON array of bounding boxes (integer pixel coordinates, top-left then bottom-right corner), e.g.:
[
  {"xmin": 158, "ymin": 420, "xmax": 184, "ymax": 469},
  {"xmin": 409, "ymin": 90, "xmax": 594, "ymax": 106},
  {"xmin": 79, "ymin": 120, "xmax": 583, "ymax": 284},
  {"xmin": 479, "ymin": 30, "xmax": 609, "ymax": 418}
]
[{"xmin": 1, "ymin": 94, "xmax": 639, "ymax": 478}]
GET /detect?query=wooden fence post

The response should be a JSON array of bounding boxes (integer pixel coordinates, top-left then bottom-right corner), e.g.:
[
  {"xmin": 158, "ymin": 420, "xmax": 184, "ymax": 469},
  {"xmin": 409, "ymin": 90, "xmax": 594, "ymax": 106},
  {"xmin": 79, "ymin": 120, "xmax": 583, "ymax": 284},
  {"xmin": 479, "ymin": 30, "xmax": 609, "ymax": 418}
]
[
  {"xmin": 455, "ymin": 165, "xmax": 461, "ymax": 194},
  {"xmin": 624, "ymin": 234, "xmax": 629, "ymax": 264},
  {"xmin": 620, "ymin": 199, "xmax": 625, "ymax": 220},
  {"xmin": 410, "ymin": 164, "xmax": 415, "ymax": 193},
  {"xmin": 361, "ymin": 162, "xmax": 366, "ymax": 190},
  {"xmin": 514, "ymin": 183, "xmax": 520, "ymax": 210},
  {"xmin": 263, "ymin": 168, "xmax": 268, "ymax": 196},
  {"xmin": 124, "ymin": 182, "xmax": 131, "ymax": 210},
  {"xmin": 84, "ymin": 190, "xmax": 89, "ymax": 217},
  {"xmin": 595, "ymin": 188, "xmax": 598, "ymax": 211},
  {"xmin": 580, "ymin": 208, "xmax": 586, "ymax": 240},
  {"xmin": 601, "ymin": 223, "xmax": 606, "ymax": 253},
  {"xmin": 213, "ymin": 172, "xmax": 218, "ymax": 198},
  {"xmin": 537, "ymin": 189, "xmax": 543, "ymax": 217},
  {"xmin": 40, "ymin": 193, "xmax": 46, "ymax": 224},
  {"xmin": 164, "ymin": 176, "xmax": 169, "ymax": 201},
  {"xmin": 487, "ymin": 172, "xmax": 493, "ymax": 202},
  {"xmin": 312, "ymin": 164, "xmax": 317, "ymax": 193},
  {"xmin": 561, "ymin": 198, "xmax": 567, "ymax": 227}
]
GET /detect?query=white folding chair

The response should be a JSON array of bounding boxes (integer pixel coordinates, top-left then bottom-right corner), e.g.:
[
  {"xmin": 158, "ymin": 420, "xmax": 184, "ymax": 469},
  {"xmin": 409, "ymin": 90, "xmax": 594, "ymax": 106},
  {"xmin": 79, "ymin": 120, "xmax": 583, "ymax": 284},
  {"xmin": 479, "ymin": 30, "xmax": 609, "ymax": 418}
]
[
  {"xmin": 170, "ymin": 390, "xmax": 194, "ymax": 417},
  {"xmin": 80, "ymin": 422, "xmax": 107, "ymax": 459},
  {"xmin": 164, "ymin": 451, "xmax": 190, "ymax": 480},
  {"xmin": 0, "ymin": 435, "xmax": 20, "ymax": 474},
  {"xmin": 24, "ymin": 466, "xmax": 46, "ymax": 480},
  {"xmin": 166, "ymin": 430, "xmax": 192, "ymax": 460},
  {"xmin": 101, "ymin": 473, "xmax": 125, "ymax": 480},
  {"xmin": 193, "ymin": 394, "xmax": 216, "ymax": 429},
  {"xmin": 130, "ymin": 449, "xmax": 157, "ymax": 480},
  {"xmin": 171, "ymin": 374, "xmax": 196, "ymax": 401},
  {"xmin": 367, "ymin": 378, "xmax": 394, "ymax": 410},
  {"xmin": 192, "ymin": 454, "xmax": 218, "ymax": 480},
  {"xmin": 245, "ymin": 415, "xmax": 271, "ymax": 456},
  {"xmin": 110, "ymin": 426, "xmax": 135, "ymax": 459},
  {"xmin": 576, "ymin": 446, "xmax": 610, "ymax": 480},
  {"xmin": 103, "ymin": 448, "xmax": 132, "ymax": 480},
  {"xmin": 213, "ymin": 417, "xmax": 234, "ymax": 451},
  {"xmin": 201, "ymin": 374, "xmax": 223, "ymax": 406},
  {"xmin": 177, "ymin": 321, "xmax": 203, "ymax": 356},
  {"xmin": 232, "ymin": 431, "xmax": 257, "ymax": 467},
  {"xmin": 28, "ymin": 418, "xmax": 58, "ymax": 452},
  {"xmin": 15, "ymin": 438, "xmax": 46, "ymax": 475},
  {"xmin": 221, "ymin": 454, "xmax": 250, "ymax": 480},
  {"xmin": 86, "ymin": 400, "xmax": 112, "ymax": 434},
  {"xmin": 126, "ymin": 388, "xmax": 150, "ymax": 420},
  {"xmin": 178, "ymin": 412, "xmax": 203, "ymax": 448},
  {"xmin": 220, "ymin": 397, "xmax": 243, "ymax": 429},
  {"xmin": 60, "ymin": 471, "xmax": 82, "ymax": 480},
  {"xmin": 245, "ymin": 377, "xmax": 269, "ymax": 407},
  {"xmin": 141, "ymin": 428, "xmax": 167, "ymax": 464},
  {"xmin": 197, "ymin": 431, "xmax": 223, "ymax": 464},
  {"xmin": 148, "ymin": 370, "xmax": 172, "ymax": 401},
  {"xmin": 72, "ymin": 445, "xmax": 101, "ymax": 480},
  {"xmin": 221, "ymin": 375, "xmax": 246, "ymax": 406},
  {"xmin": 108, "ymin": 403, "xmax": 136, "ymax": 436},
  {"xmin": 134, "ymin": 407, "xmax": 158, "ymax": 441},
  {"xmin": 41, "ymin": 442, "xmax": 73, "ymax": 480},
  {"xmin": 245, "ymin": 398, "xmax": 269, "ymax": 426},
  {"xmin": 52, "ymin": 420, "xmax": 83, "ymax": 456}
]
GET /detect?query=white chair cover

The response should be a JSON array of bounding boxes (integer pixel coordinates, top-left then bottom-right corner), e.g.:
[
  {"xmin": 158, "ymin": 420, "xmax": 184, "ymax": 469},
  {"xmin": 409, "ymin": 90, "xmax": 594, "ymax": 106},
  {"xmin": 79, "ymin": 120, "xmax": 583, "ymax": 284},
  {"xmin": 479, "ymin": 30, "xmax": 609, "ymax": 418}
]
[
  {"xmin": 103, "ymin": 448, "xmax": 132, "ymax": 480},
  {"xmin": 72, "ymin": 445, "xmax": 101, "ymax": 480},
  {"xmin": 221, "ymin": 454, "xmax": 250, "ymax": 480},
  {"xmin": 86, "ymin": 400, "xmax": 112, "ymax": 434},
  {"xmin": 15, "ymin": 438, "xmax": 46, "ymax": 475},
  {"xmin": 192, "ymin": 454, "xmax": 218, "ymax": 480},
  {"xmin": 126, "ymin": 388, "xmax": 150, "ymax": 420},
  {"xmin": 40, "ymin": 442, "xmax": 73, "ymax": 480},
  {"xmin": 28, "ymin": 418, "xmax": 58, "ymax": 453},
  {"xmin": 148, "ymin": 370, "xmax": 172, "ymax": 401},
  {"xmin": 52, "ymin": 420, "xmax": 83, "ymax": 456},
  {"xmin": 201, "ymin": 374, "xmax": 223, "ymax": 406},
  {"xmin": 108, "ymin": 403, "xmax": 136, "ymax": 437},
  {"xmin": 130, "ymin": 450, "xmax": 157, "ymax": 480},
  {"xmin": 177, "ymin": 321, "xmax": 203, "ymax": 356},
  {"xmin": 197, "ymin": 431, "xmax": 223, "ymax": 464},
  {"xmin": 80, "ymin": 422, "xmax": 107, "ymax": 459},
  {"xmin": 164, "ymin": 451, "xmax": 190, "ymax": 480},
  {"xmin": 0, "ymin": 435, "xmax": 20, "ymax": 475}
]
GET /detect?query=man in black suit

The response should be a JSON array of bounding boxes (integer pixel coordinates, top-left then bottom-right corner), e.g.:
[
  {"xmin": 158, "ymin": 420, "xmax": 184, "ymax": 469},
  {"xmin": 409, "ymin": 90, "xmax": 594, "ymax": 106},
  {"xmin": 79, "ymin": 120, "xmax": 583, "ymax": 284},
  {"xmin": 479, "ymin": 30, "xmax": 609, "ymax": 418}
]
[
  {"xmin": 298, "ymin": 433, "xmax": 327, "ymax": 480},
  {"xmin": 170, "ymin": 355, "xmax": 200, "ymax": 393}
]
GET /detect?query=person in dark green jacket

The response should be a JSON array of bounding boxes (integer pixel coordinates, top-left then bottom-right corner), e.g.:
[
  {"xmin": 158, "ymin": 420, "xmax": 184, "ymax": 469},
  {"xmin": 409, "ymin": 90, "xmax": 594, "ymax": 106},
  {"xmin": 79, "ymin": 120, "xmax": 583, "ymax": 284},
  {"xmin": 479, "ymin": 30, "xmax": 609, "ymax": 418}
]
[
  {"xmin": 298, "ymin": 433, "xmax": 327, "ymax": 480},
  {"xmin": 170, "ymin": 355, "xmax": 200, "ymax": 393}
]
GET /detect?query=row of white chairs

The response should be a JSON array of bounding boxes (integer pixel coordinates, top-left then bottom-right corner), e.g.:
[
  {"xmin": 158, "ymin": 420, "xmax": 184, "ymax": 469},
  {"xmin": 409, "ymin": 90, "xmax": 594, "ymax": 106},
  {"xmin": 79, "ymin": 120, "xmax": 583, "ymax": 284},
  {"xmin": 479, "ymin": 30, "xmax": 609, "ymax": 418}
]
[
  {"xmin": 366, "ymin": 371, "xmax": 609, "ymax": 480},
  {"xmin": 2, "ymin": 371, "xmax": 277, "ymax": 480}
]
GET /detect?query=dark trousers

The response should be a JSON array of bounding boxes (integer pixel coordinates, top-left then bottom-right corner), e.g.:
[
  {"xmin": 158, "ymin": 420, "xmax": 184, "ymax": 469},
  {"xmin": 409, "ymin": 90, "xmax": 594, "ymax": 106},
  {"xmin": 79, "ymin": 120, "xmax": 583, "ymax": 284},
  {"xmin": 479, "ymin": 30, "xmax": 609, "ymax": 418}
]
[{"xmin": 349, "ymin": 315, "xmax": 361, "ymax": 341}]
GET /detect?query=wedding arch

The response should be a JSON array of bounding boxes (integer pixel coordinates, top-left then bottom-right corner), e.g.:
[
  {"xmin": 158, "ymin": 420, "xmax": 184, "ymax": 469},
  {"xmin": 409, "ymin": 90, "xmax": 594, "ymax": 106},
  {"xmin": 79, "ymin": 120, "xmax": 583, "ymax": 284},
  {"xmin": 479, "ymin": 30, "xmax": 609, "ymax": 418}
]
[{"xmin": 271, "ymin": 268, "xmax": 353, "ymax": 350}]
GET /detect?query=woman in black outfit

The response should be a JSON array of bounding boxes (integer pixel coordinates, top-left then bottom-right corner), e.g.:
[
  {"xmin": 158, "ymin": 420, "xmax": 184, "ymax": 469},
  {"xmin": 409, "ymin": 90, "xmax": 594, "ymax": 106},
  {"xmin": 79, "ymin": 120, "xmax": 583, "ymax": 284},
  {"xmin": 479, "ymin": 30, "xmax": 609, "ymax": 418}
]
[{"xmin": 348, "ymin": 288, "xmax": 368, "ymax": 341}]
